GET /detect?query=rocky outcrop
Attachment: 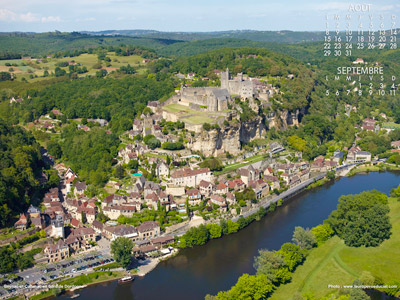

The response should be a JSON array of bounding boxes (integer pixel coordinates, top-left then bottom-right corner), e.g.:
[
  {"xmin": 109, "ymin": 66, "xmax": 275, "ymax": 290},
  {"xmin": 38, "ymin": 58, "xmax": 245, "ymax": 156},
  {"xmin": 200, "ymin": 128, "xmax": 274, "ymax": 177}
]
[
  {"xmin": 268, "ymin": 109, "xmax": 302, "ymax": 129},
  {"xmin": 187, "ymin": 117, "xmax": 265, "ymax": 156}
]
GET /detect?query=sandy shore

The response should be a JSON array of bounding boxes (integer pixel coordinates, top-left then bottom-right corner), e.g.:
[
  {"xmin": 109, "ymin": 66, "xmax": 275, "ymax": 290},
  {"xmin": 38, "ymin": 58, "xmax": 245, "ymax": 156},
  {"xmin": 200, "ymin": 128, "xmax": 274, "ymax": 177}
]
[{"xmin": 136, "ymin": 249, "xmax": 179, "ymax": 277}]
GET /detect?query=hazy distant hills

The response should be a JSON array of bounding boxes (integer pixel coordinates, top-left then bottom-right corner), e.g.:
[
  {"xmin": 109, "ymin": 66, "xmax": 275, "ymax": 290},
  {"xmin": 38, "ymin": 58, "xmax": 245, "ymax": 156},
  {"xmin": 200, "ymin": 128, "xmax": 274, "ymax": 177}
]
[
  {"xmin": 0, "ymin": 29, "xmax": 398, "ymax": 59},
  {"xmin": 80, "ymin": 29, "xmax": 327, "ymax": 43}
]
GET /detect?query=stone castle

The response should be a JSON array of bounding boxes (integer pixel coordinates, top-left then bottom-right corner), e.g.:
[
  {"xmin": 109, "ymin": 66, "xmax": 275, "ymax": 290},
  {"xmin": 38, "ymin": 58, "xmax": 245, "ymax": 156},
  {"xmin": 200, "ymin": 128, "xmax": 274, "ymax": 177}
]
[
  {"xmin": 221, "ymin": 68, "xmax": 256, "ymax": 99},
  {"xmin": 176, "ymin": 68, "xmax": 257, "ymax": 112},
  {"xmin": 179, "ymin": 87, "xmax": 230, "ymax": 112}
]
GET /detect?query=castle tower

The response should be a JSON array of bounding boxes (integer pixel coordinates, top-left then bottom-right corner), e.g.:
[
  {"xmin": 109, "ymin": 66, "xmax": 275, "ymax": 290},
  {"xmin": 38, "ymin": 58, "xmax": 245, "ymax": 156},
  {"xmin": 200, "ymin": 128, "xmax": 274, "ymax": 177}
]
[{"xmin": 221, "ymin": 68, "xmax": 230, "ymax": 90}]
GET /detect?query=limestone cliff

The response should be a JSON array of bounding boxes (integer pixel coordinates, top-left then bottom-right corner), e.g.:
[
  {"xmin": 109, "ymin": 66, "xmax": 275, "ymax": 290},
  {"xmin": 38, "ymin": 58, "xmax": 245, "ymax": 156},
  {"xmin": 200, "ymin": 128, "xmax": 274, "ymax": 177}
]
[
  {"xmin": 267, "ymin": 108, "xmax": 303, "ymax": 130},
  {"xmin": 187, "ymin": 117, "xmax": 265, "ymax": 156}
]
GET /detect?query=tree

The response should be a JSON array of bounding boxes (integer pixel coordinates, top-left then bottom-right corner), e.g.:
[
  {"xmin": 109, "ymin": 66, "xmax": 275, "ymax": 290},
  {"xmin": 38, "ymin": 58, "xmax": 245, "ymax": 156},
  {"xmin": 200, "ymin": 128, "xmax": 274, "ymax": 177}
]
[
  {"xmin": 161, "ymin": 142, "xmax": 184, "ymax": 150},
  {"xmin": 276, "ymin": 242, "xmax": 304, "ymax": 271},
  {"xmin": 81, "ymin": 211, "xmax": 87, "ymax": 224},
  {"xmin": 292, "ymin": 226, "xmax": 316, "ymax": 250},
  {"xmin": 216, "ymin": 274, "xmax": 275, "ymax": 300},
  {"xmin": 311, "ymin": 224, "xmax": 334, "ymax": 245},
  {"xmin": 253, "ymin": 249, "xmax": 286, "ymax": 283},
  {"xmin": 143, "ymin": 135, "xmax": 161, "ymax": 149},
  {"xmin": 54, "ymin": 67, "xmax": 66, "ymax": 77},
  {"xmin": 226, "ymin": 220, "xmax": 239, "ymax": 234},
  {"xmin": 199, "ymin": 157, "xmax": 223, "ymax": 171},
  {"xmin": 326, "ymin": 170, "xmax": 336, "ymax": 180},
  {"xmin": 207, "ymin": 223, "xmax": 222, "ymax": 239},
  {"xmin": 288, "ymin": 135, "xmax": 307, "ymax": 152},
  {"xmin": 186, "ymin": 198, "xmax": 190, "ymax": 217},
  {"xmin": 327, "ymin": 190, "xmax": 392, "ymax": 247},
  {"xmin": 47, "ymin": 141, "xmax": 62, "ymax": 159},
  {"xmin": 96, "ymin": 212, "xmax": 109, "ymax": 223},
  {"xmin": 127, "ymin": 159, "xmax": 139, "ymax": 170},
  {"xmin": 39, "ymin": 230, "xmax": 46, "ymax": 238},
  {"xmin": 203, "ymin": 123, "xmax": 212, "ymax": 131},
  {"xmin": 96, "ymin": 69, "xmax": 107, "ymax": 78},
  {"xmin": 179, "ymin": 225, "xmax": 210, "ymax": 248},
  {"xmin": 110, "ymin": 237, "xmax": 133, "ymax": 268},
  {"xmin": 0, "ymin": 72, "xmax": 12, "ymax": 81},
  {"xmin": 243, "ymin": 187, "xmax": 257, "ymax": 203},
  {"xmin": 114, "ymin": 165, "xmax": 125, "ymax": 179},
  {"xmin": 349, "ymin": 286, "xmax": 370, "ymax": 300}
]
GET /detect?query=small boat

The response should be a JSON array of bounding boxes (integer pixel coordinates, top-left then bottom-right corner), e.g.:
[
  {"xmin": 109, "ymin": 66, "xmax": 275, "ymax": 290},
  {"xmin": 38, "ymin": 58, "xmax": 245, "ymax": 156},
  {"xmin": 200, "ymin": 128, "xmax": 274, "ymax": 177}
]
[
  {"xmin": 118, "ymin": 276, "xmax": 135, "ymax": 284},
  {"xmin": 70, "ymin": 294, "xmax": 80, "ymax": 299}
]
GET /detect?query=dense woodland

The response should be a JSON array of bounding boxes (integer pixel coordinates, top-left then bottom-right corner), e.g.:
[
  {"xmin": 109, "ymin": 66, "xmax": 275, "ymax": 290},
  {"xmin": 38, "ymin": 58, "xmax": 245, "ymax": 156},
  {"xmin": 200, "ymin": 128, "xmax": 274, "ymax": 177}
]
[{"xmin": 0, "ymin": 119, "xmax": 48, "ymax": 226}]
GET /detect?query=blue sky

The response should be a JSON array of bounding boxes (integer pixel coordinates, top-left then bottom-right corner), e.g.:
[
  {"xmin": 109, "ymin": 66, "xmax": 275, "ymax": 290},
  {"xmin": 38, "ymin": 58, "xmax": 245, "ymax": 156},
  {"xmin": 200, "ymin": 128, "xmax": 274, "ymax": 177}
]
[{"xmin": 0, "ymin": 0, "xmax": 399, "ymax": 32}]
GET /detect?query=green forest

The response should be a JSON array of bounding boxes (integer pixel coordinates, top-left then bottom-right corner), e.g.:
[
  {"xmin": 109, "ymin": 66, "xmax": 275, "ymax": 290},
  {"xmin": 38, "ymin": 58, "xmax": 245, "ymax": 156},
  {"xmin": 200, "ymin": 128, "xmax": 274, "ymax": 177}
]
[{"xmin": 0, "ymin": 119, "xmax": 45, "ymax": 226}]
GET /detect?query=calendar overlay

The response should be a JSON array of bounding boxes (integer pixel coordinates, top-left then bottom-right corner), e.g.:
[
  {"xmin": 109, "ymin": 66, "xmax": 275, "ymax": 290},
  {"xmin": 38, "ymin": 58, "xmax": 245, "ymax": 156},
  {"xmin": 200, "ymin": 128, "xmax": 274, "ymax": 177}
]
[{"xmin": 323, "ymin": 3, "xmax": 398, "ymax": 97}]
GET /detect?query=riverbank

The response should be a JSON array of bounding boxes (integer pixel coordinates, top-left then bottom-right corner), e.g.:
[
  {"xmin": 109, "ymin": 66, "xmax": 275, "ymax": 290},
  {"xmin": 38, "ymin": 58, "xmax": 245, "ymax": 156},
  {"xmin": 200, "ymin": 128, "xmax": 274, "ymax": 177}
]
[
  {"xmin": 270, "ymin": 195, "xmax": 400, "ymax": 299},
  {"xmin": 136, "ymin": 249, "xmax": 179, "ymax": 277},
  {"xmin": 347, "ymin": 162, "xmax": 400, "ymax": 177},
  {"xmin": 28, "ymin": 270, "xmax": 127, "ymax": 300}
]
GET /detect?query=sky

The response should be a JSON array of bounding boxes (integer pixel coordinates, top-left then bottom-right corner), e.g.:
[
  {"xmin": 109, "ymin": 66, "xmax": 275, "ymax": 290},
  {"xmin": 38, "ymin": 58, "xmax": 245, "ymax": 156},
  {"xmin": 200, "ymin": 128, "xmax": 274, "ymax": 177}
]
[{"xmin": 0, "ymin": 0, "xmax": 399, "ymax": 32}]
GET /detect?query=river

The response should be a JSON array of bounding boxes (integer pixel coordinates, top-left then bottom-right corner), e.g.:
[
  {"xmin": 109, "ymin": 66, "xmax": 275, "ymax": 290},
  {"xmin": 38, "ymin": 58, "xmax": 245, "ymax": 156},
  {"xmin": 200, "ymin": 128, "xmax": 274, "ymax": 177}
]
[{"xmin": 59, "ymin": 171, "xmax": 400, "ymax": 300}]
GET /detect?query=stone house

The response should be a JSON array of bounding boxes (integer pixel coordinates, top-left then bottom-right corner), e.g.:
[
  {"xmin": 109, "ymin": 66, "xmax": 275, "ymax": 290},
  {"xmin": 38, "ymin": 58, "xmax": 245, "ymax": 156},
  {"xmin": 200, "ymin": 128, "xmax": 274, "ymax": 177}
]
[
  {"xmin": 199, "ymin": 180, "xmax": 214, "ymax": 196},
  {"xmin": 171, "ymin": 168, "xmax": 212, "ymax": 187},
  {"xmin": 156, "ymin": 162, "xmax": 169, "ymax": 177},
  {"xmin": 186, "ymin": 188, "xmax": 202, "ymax": 205},
  {"xmin": 238, "ymin": 165, "xmax": 259, "ymax": 185},
  {"xmin": 215, "ymin": 183, "xmax": 228, "ymax": 195},
  {"xmin": 14, "ymin": 213, "xmax": 29, "ymax": 230},
  {"xmin": 103, "ymin": 225, "xmax": 139, "ymax": 242},
  {"xmin": 103, "ymin": 205, "xmax": 136, "ymax": 219},
  {"xmin": 44, "ymin": 239, "xmax": 70, "ymax": 263},
  {"xmin": 137, "ymin": 221, "xmax": 160, "ymax": 240}
]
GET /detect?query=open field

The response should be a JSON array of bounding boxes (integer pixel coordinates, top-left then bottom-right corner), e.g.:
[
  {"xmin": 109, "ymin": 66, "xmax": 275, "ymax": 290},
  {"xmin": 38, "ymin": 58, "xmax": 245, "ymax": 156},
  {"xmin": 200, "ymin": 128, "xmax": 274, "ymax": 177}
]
[
  {"xmin": 0, "ymin": 52, "xmax": 146, "ymax": 82},
  {"xmin": 163, "ymin": 103, "xmax": 216, "ymax": 124},
  {"xmin": 180, "ymin": 115, "xmax": 214, "ymax": 125},
  {"xmin": 163, "ymin": 104, "xmax": 195, "ymax": 114},
  {"xmin": 270, "ymin": 196, "xmax": 400, "ymax": 299}
]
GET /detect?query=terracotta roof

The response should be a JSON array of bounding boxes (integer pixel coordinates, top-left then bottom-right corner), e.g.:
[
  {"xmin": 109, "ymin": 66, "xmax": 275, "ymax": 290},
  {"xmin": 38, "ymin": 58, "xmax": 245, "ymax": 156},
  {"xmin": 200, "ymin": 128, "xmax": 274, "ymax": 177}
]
[
  {"xmin": 70, "ymin": 218, "xmax": 81, "ymax": 228},
  {"xmin": 199, "ymin": 180, "xmax": 212, "ymax": 188},
  {"xmin": 186, "ymin": 188, "xmax": 200, "ymax": 196},
  {"xmin": 71, "ymin": 227, "xmax": 95, "ymax": 237},
  {"xmin": 151, "ymin": 236, "xmax": 174, "ymax": 245},
  {"xmin": 106, "ymin": 225, "xmax": 137, "ymax": 236},
  {"xmin": 92, "ymin": 220, "xmax": 103, "ymax": 230},
  {"xmin": 137, "ymin": 221, "xmax": 159, "ymax": 233},
  {"xmin": 216, "ymin": 183, "xmax": 227, "ymax": 190}
]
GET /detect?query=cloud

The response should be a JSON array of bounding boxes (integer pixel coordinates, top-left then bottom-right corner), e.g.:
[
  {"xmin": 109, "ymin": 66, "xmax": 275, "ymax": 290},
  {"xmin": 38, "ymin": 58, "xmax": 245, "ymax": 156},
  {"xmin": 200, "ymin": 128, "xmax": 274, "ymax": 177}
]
[
  {"xmin": 20, "ymin": 12, "xmax": 39, "ymax": 22},
  {"xmin": 0, "ymin": 9, "xmax": 40, "ymax": 22},
  {"xmin": 0, "ymin": 9, "xmax": 62, "ymax": 23},
  {"xmin": 0, "ymin": 9, "xmax": 18, "ymax": 21},
  {"xmin": 41, "ymin": 16, "xmax": 61, "ymax": 22}
]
